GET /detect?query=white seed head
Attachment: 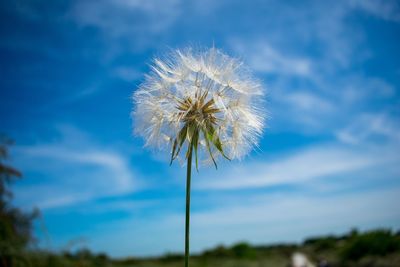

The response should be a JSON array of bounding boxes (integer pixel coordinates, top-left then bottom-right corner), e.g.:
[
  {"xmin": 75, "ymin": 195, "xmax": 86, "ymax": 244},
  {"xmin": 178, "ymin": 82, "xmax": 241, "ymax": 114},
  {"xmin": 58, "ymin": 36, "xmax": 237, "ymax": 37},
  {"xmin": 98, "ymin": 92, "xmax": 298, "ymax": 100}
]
[{"xmin": 132, "ymin": 47, "xmax": 265, "ymax": 166}]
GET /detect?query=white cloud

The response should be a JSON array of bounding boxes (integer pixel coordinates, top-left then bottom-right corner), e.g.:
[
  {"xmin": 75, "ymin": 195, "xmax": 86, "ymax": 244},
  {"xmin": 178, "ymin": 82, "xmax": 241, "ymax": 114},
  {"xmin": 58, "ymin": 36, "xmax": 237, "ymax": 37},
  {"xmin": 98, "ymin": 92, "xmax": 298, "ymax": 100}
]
[
  {"xmin": 231, "ymin": 39, "xmax": 313, "ymax": 77},
  {"xmin": 113, "ymin": 66, "xmax": 142, "ymax": 82},
  {"xmin": 13, "ymin": 125, "xmax": 136, "ymax": 210},
  {"xmin": 341, "ymin": 76, "xmax": 396, "ymax": 104},
  {"xmin": 270, "ymin": 90, "xmax": 336, "ymax": 131},
  {"xmin": 65, "ymin": 0, "xmax": 184, "ymax": 61},
  {"xmin": 70, "ymin": 0, "xmax": 181, "ymax": 34},
  {"xmin": 350, "ymin": 0, "xmax": 400, "ymax": 22},
  {"xmin": 192, "ymin": 188, "xmax": 400, "ymax": 228},
  {"xmin": 227, "ymin": 2, "xmax": 363, "ymax": 71},
  {"xmin": 336, "ymin": 112, "xmax": 400, "ymax": 145},
  {"xmin": 223, "ymin": 2, "xmax": 391, "ymax": 138},
  {"xmin": 285, "ymin": 92, "xmax": 333, "ymax": 112},
  {"xmin": 196, "ymin": 144, "xmax": 397, "ymax": 190}
]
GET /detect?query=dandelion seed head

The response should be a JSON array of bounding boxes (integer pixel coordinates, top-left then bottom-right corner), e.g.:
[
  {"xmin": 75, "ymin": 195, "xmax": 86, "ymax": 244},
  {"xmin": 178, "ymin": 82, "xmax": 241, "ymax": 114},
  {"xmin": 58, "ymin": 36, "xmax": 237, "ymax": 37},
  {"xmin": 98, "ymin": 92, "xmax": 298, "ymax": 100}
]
[{"xmin": 132, "ymin": 47, "xmax": 265, "ymax": 166}]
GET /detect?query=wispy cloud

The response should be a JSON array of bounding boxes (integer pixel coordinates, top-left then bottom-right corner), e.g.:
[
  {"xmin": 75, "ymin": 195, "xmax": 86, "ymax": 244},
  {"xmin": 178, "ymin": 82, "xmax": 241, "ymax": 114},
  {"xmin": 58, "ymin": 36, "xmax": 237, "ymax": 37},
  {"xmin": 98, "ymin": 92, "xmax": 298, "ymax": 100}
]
[
  {"xmin": 336, "ymin": 112, "xmax": 400, "ymax": 145},
  {"xmin": 13, "ymin": 125, "xmax": 137, "ymax": 210},
  {"xmin": 276, "ymin": 90, "xmax": 336, "ymax": 130},
  {"xmin": 285, "ymin": 92, "xmax": 333, "ymax": 112},
  {"xmin": 350, "ymin": 0, "xmax": 400, "ymax": 22},
  {"xmin": 68, "ymin": 0, "xmax": 182, "ymax": 53},
  {"xmin": 113, "ymin": 66, "xmax": 142, "ymax": 82},
  {"xmin": 231, "ymin": 39, "xmax": 313, "ymax": 77},
  {"xmin": 69, "ymin": 0, "xmax": 181, "ymax": 35},
  {"xmin": 196, "ymin": 143, "xmax": 398, "ymax": 190}
]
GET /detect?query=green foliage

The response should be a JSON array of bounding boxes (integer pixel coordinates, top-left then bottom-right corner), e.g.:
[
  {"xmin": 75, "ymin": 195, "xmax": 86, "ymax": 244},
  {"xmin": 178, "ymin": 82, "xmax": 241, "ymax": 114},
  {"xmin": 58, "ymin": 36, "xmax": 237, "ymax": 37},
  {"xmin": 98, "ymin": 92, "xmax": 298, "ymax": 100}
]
[
  {"xmin": 340, "ymin": 229, "xmax": 400, "ymax": 261},
  {"xmin": 159, "ymin": 253, "xmax": 184, "ymax": 263},
  {"xmin": 20, "ymin": 251, "xmax": 109, "ymax": 267},
  {"xmin": 304, "ymin": 235, "xmax": 338, "ymax": 252},
  {"xmin": 0, "ymin": 135, "xmax": 38, "ymax": 266},
  {"xmin": 202, "ymin": 242, "xmax": 259, "ymax": 260},
  {"xmin": 203, "ymin": 245, "xmax": 233, "ymax": 258},
  {"xmin": 231, "ymin": 242, "xmax": 258, "ymax": 259},
  {"xmin": 114, "ymin": 257, "xmax": 140, "ymax": 266},
  {"xmin": 0, "ymin": 135, "xmax": 21, "ymax": 200},
  {"xmin": 0, "ymin": 229, "xmax": 398, "ymax": 267}
]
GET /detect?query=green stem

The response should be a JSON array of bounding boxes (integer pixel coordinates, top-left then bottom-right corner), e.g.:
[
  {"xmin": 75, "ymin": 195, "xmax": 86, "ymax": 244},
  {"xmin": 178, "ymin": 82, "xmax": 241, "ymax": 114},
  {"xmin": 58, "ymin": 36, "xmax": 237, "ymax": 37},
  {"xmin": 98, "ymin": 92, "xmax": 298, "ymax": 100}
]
[{"xmin": 185, "ymin": 145, "xmax": 193, "ymax": 267}]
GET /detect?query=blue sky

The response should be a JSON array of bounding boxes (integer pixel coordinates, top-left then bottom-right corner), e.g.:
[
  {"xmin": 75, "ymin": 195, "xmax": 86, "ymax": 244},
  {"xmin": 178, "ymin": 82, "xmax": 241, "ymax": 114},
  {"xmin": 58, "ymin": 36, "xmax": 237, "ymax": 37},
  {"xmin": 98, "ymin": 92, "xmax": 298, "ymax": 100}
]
[{"xmin": 1, "ymin": 0, "xmax": 400, "ymax": 257}]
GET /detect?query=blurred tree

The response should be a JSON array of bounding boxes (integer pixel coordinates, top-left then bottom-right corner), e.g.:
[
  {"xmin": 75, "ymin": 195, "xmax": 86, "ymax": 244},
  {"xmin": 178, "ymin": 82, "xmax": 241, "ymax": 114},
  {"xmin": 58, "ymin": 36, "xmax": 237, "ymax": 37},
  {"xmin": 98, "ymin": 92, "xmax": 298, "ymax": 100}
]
[
  {"xmin": 340, "ymin": 229, "xmax": 400, "ymax": 261},
  {"xmin": 0, "ymin": 135, "xmax": 38, "ymax": 267},
  {"xmin": 304, "ymin": 235, "xmax": 337, "ymax": 252},
  {"xmin": 231, "ymin": 242, "xmax": 258, "ymax": 259},
  {"xmin": 202, "ymin": 245, "xmax": 233, "ymax": 258}
]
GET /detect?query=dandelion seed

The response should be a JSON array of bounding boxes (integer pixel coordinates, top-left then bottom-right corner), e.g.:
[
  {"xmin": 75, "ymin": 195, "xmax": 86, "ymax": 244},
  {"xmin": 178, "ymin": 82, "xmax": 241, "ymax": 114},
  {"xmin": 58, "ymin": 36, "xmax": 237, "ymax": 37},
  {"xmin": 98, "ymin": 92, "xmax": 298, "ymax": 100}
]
[
  {"xmin": 132, "ymin": 47, "xmax": 265, "ymax": 267},
  {"xmin": 133, "ymin": 48, "xmax": 265, "ymax": 166}
]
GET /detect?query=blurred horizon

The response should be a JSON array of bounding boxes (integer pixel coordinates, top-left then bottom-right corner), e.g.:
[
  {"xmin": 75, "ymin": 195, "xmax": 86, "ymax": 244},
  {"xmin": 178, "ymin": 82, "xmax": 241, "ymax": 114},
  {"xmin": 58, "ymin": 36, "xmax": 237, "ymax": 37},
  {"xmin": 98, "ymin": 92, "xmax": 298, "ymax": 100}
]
[{"xmin": 1, "ymin": 0, "xmax": 400, "ymax": 258}]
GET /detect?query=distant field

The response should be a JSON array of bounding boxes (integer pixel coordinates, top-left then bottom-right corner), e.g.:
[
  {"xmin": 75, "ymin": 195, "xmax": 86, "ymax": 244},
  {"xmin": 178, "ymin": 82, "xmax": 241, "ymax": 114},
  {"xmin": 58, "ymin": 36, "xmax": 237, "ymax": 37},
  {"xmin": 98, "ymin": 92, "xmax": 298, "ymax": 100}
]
[{"xmin": 18, "ymin": 229, "xmax": 400, "ymax": 267}]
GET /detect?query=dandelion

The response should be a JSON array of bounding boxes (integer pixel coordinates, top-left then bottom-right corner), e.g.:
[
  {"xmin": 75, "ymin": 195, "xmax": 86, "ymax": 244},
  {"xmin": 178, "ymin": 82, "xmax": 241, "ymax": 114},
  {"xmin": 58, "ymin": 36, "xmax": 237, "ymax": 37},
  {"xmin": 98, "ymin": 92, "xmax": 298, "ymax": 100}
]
[{"xmin": 132, "ymin": 47, "xmax": 265, "ymax": 267}]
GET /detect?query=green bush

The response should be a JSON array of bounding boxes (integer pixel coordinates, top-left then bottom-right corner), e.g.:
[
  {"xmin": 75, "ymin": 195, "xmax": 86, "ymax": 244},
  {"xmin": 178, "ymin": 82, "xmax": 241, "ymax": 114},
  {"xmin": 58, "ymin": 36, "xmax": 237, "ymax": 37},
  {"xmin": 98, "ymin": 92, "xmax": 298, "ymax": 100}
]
[
  {"xmin": 231, "ymin": 242, "xmax": 257, "ymax": 259},
  {"xmin": 340, "ymin": 229, "xmax": 400, "ymax": 261},
  {"xmin": 202, "ymin": 245, "xmax": 233, "ymax": 258},
  {"xmin": 305, "ymin": 236, "xmax": 338, "ymax": 252}
]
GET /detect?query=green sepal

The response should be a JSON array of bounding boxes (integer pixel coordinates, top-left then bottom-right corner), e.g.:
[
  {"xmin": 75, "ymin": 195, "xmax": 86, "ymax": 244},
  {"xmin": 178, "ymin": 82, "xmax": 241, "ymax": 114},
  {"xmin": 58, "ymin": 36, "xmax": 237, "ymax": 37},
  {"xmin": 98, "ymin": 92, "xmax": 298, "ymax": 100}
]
[
  {"xmin": 170, "ymin": 138, "xmax": 178, "ymax": 165},
  {"xmin": 205, "ymin": 123, "xmax": 231, "ymax": 161},
  {"xmin": 170, "ymin": 123, "xmax": 188, "ymax": 165},
  {"xmin": 192, "ymin": 130, "xmax": 199, "ymax": 172},
  {"xmin": 201, "ymin": 127, "xmax": 218, "ymax": 169}
]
